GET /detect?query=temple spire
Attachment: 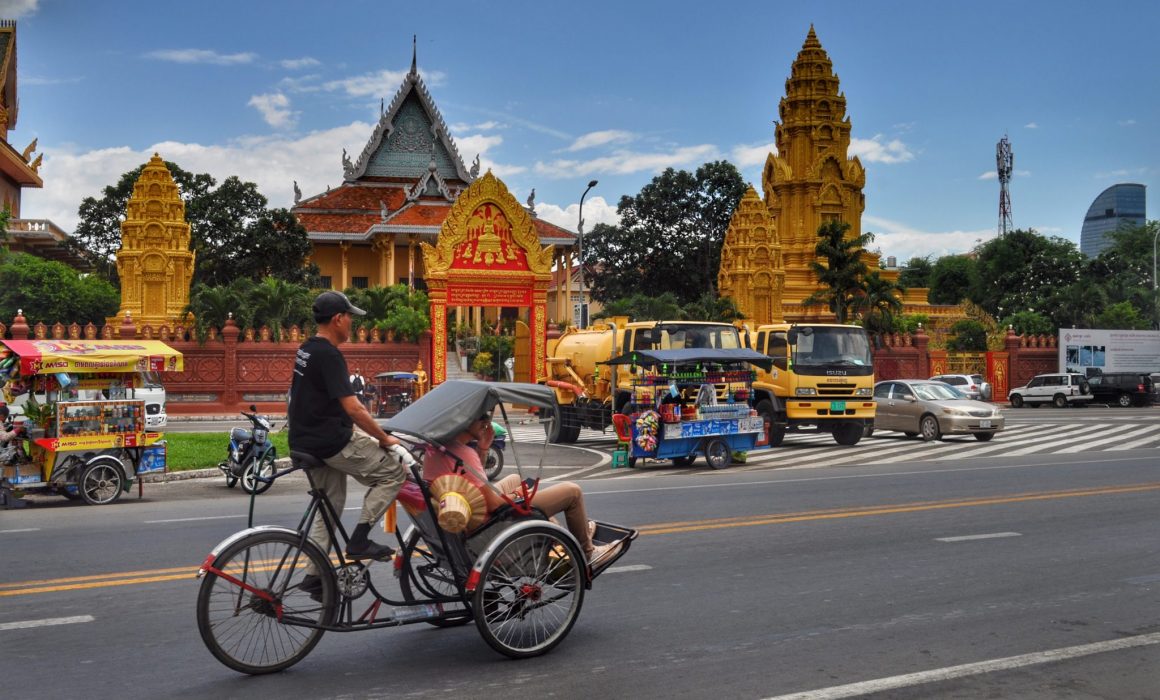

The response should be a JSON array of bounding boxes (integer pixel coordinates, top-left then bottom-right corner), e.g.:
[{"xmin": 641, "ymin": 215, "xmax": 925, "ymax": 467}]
[
  {"xmin": 803, "ymin": 24, "xmax": 820, "ymax": 49},
  {"xmin": 410, "ymin": 35, "xmax": 417, "ymax": 76}
]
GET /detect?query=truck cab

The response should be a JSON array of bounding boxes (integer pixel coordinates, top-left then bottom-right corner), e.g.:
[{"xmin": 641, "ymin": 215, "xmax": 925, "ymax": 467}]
[{"xmin": 748, "ymin": 323, "xmax": 875, "ymax": 446}]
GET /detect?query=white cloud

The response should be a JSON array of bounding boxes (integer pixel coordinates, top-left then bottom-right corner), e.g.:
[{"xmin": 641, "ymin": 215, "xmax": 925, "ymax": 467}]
[
  {"xmin": 248, "ymin": 92, "xmax": 295, "ymax": 128},
  {"xmin": 978, "ymin": 169, "xmax": 1030, "ymax": 180},
  {"xmin": 280, "ymin": 57, "xmax": 320, "ymax": 70},
  {"xmin": 145, "ymin": 49, "xmax": 257, "ymax": 65},
  {"xmin": 533, "ymin": 144, "xmax": 719, "ymax": 179},
  {"xmin": 1118, "ymin": 119, "xmax": 1137, "ymax": 127},
  {"xmin": 453, "ymin": 133, "xmax": 526, "ymax": 177},
  {"xmin": 0, "ymin": 0, "xmax": 38, "ymax": 18},
  {"xmin": 324, "ymin": 68, "xmax": 444, "ymax": 98},
  {"xmin": 730, "ymin": 141, "xmax": 777, "ymax": 168},
  {"xmin": 535, "ymin": 196, "xmax": 620, "ymax": 233},
  {"xmin": 850, "ymin": 134, "xmax": 913, "ymax": 164},
  {"xmin": 22, "ymin": 75, "xmax": 83, "ymax": 86},
  {"xmin": 1025, "ymin": 122, "xmax": 1038, "ymax": 129},
  {"xmin": 22, "ymin": 122, "xmax": 373, "ymax": 232},
  {"xmin": 565, "ymin": 130, "xmax": 635, "ymax": 152},
  {"xmin": 450, "ymin": 120, "xmax": 504, "ymax": 133},
  {"xmin": 1095, "ymin": 167, "xmax": 1149, "ymax": 179},
  {"xmin": 863, "ymin": 215, "xmax": 996, "ymax": 261}
]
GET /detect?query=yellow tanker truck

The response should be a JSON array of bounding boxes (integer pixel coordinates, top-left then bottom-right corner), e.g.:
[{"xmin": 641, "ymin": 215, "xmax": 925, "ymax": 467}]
[
  {"xmin": 541, "ymin": 319, "xmax": 746, "ymax": 443},
  {"xmin": 747, "ymin": 323, "xmax": 875, "ymax": 446}
]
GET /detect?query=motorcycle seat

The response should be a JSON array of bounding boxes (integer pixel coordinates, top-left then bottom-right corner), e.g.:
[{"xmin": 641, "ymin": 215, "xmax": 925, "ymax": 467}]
[{"xmin": 289, "ymin": 450, "xmax": 327, "ymax": 470}]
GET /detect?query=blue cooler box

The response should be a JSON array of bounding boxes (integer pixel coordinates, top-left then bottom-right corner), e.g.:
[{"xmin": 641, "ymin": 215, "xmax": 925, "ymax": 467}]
[{"xmin": 138, "ymin": 441, "xmax": 167, "ymax": 474}]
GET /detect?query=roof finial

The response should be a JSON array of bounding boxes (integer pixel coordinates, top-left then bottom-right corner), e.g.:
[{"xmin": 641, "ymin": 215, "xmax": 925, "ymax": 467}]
[
  {"xmin": 804, "ymin": 24, "xmax": 821, "ymax": 49},
  {"xmin": 410, "ymin": 34, "xmax": 417, "ymax": 76}
]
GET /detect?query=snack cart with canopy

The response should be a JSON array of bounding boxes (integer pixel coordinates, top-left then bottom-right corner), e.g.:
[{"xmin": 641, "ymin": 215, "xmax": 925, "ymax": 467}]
[
  {"xmin": 602, "ymin": 348, "xmax": 771, "ymax": 470},
  {"xmin": 0, "ymin": 339, "xmax": 182, "ymax": 506}
]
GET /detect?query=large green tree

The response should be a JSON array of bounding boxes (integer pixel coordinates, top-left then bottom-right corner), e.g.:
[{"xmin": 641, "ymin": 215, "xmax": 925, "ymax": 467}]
[
  {"xmin": 70, "ymin": 161, "xmax": 319, "ymax": 288},
  {"xmin": 970, "ymin": 229, "xmax": 1085, "ymax": 320},
  {"xmin": 584, "ymin": 161, "xmax": 746, "ymax": 305},
  {"xmin": 1086, "ymin": 221, "xmax": 1158, "ymax": 326},
  {"xmin": 802, "ymin": 220, "xmax": 874, "ymax": 323},
  {"xmin": 0, "ymin": 253, "xmax": 119, "ymax": 325},
  {"xmin": 898, "ymin": 256, "xmax": 932, "ymax": 289},
  {"xmin": 927, "ymin": 255, "xmax": 978, "ymax": 305}
]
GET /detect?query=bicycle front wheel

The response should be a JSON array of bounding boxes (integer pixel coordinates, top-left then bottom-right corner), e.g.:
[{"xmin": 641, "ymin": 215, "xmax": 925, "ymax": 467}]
[{"xmin": 196, "ymin": 530, "xmax": 335, "ymax": 674}]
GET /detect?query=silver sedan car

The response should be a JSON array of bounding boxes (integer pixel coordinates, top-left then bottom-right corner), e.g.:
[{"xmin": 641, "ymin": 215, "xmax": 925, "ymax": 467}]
[{"xmin": 871, "ymin": 380, "xmax": 1004, "ymax": 442}]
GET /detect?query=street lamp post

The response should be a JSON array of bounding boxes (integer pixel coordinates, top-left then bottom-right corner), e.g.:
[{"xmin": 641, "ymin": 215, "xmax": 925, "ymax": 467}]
[
  {"xmin": 1153, "ymin": 226, "xmax": 1160, "ymax": 329},
  {"xmin": 576, "ymin": 179, "xmax": 598, "ymax": 328}
]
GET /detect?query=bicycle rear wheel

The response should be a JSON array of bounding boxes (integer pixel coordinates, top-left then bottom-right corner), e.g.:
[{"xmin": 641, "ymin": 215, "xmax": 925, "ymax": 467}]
[{"xmin": 196, "ymin": 530, "xmax": 335, "ymax": 674}]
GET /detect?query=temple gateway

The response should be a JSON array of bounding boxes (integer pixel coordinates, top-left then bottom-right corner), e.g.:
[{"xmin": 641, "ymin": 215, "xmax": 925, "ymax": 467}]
[{"xmin": 719, "ymin": 27, "xmax": 958, "ymax": 325}]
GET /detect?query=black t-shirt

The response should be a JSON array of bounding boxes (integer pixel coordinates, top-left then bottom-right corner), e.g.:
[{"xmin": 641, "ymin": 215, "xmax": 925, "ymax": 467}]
[{"xmin": 288, "ymin": 336, "xmax": 355, "ymax": 458}]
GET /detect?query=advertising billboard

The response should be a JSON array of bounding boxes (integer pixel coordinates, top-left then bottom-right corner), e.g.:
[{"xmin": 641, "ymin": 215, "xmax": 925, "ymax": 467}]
[{"xmin": 1059, "ymin": 329, "xmax": 1160, "ymax": 375}]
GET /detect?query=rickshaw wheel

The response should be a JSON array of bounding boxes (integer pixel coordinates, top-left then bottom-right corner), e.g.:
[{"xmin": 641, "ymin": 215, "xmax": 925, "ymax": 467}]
[
  {"xmin": 79, "ymin": 459, "xmax": 124, "ymax": 505},
  {"xmin": 473, "ymin": 525, "xmax": 585, "ymax": 659},
  {"xmin": 704, "ymin": 438, "xmax": 732, "ymax": 470},
  {"xmin": 241, "ymin": 452, "xmax": 276, "ymax": 495},
  {"xmin": 485, "ymin": 445, "xmax": 504, "ymax": 481},
  {"xmin": 197, "ymin": 530, "xmax": 335, "ymax": 675},
  {"xmin": 398, "ymin": 529, "xmax": 471, "ymax": 628}
]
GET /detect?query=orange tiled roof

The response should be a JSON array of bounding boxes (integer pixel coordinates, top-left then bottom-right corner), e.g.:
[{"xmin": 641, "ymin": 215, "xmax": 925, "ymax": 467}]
[
  {"xmin": 297, "ymin": 185, "xmax": 409, "ymax": 211},
  {"xmin": 295, "ymin": 212, "xmax": 381, "ymax": 234}
]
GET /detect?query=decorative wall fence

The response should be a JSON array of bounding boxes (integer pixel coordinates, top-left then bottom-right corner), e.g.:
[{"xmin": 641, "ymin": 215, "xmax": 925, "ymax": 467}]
[{"xmin": 0, "ymin": 312, "xmax": 432, "ymax": 415}]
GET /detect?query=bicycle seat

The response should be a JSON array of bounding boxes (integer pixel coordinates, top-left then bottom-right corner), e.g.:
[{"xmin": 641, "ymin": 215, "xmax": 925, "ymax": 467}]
[{"xmin": 289, "ymin": 450, "xmax": 327, "ymax": 470}]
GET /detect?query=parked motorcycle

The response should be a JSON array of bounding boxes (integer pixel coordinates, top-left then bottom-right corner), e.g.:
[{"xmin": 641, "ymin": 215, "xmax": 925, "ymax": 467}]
[
  {"xmin": 484, "ymin": 420, "xmax": 506, "ymax": 481},
  {"xmin": 218, "ymin": 406, "xmax": 277, "ymax": 495}
]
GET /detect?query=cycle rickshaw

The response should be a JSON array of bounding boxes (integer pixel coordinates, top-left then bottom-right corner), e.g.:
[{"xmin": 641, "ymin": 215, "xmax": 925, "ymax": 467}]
[{"xmin": 195, "ymin": 380, "xmax": 637, "ymax": 675}]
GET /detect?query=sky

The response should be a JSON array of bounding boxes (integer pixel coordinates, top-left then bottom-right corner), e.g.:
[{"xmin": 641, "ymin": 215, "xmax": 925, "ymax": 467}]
[{"xmin": 5, "ymin": 0, "xmax": 1159, "ymax": 263}]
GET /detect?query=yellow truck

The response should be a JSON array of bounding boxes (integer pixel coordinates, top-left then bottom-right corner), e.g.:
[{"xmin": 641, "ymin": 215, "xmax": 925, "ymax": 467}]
[
  {"xmin": 541, "ymin": 319, "xmax": 747, "ymax": 443},
  {"xmin": 747, "ymin": 323, "xmax": 875, "ymax": 446}
]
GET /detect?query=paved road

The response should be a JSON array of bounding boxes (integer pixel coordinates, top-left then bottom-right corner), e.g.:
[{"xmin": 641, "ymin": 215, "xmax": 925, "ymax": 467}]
[{"xmin": 3, "ymin": 447, "xmax": 1159, "ymax": 698}]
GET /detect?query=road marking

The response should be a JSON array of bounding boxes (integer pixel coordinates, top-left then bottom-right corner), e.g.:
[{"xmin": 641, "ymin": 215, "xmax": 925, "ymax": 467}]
[
  {"xmin": 1049, "ymin": 424, "xmax": 1155, "ymax": 453},
  {"xmin": 143, "ymin": 514, "xmax": 246, "ymax": 524},
  {"xmin": 601, "ymin": 564, "xmax": 652, "ymax": 574},
  {"xmin": 944, "ymin": 422, "xmax": 1116, "ymax": 459},
  {"xmin": 0, "ymin": 615, "xmax": 95, "ymax": 631},
  {"xmin": 935, "ymin": 532, "xmax": 1021, "ymax": 542},
  {"xmin": 1123, "ymin": 573, "xmax": 1160, "ymax": 585},
  {"xmin": 0, "ymin": 528, "xmax": 39, "ymax": 534},
  {"xmin": 762, "ymin": 631, "xmax": 1160, "ymax": 700}
]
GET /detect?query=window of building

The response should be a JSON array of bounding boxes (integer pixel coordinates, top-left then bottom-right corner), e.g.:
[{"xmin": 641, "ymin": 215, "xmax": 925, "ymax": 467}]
[
  {"xmin": 351, "ymin": 276, "xmax": 369, "ymax": 289},
  {"xmin": 319, "ymin": 276, "xmax": 332, "ymax": 289}
]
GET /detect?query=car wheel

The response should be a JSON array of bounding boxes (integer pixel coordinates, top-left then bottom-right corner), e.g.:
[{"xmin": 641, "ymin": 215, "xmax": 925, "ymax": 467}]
[
  {"xmin": 1052, "ymin": 394, "xmax": 1068, "ymax": 409},
  {"xmin": 1009, "ymin": 394, "xmax": 1024, "ymax": 408},
  {"xmin": 903, "ymin": 432, "xmax": 919, "ymax": 439},
  {"xmin": 1117, "ymin": 393, "xmax": 1133, "ymax": 408},
  {"xmin": 920, "ymin": 415, "xmax": 941, "ymax": 442},
  {"xmin": 973, "ymin": 432, "xmax": 994, "ymax": 442}
]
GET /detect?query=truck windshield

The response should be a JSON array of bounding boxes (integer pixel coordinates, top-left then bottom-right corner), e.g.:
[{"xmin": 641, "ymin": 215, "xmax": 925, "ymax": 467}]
[
  {"xmin": 791, "ymin": 326, "xmax": 873, "ymax": 376},
  {"xmin": 636, "ymin": 324, "xmax": 742, "ymax": 350}
]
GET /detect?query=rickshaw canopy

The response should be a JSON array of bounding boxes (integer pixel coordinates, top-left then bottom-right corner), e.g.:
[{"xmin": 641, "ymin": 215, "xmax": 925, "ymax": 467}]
[
  {"xmin": 384, "ymin": 380, "xmax": 556, "ymax": 445},
  {"xmin": 375, "ymin": 371, "xmax": 418, "ymax": 380},
  {"xmin": 600, "ymin": 348, "xmax": 773, "ymax": 371},
  {"xmin": 0, "ymin": 339, "xmax": 184, "ymax": 375}
]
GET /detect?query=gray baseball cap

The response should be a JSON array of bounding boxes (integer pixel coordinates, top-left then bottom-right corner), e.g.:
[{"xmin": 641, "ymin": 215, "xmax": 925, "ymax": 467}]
[{"xmin": 312, "ymin": 290, "xmax": 366, "ymax": 318}]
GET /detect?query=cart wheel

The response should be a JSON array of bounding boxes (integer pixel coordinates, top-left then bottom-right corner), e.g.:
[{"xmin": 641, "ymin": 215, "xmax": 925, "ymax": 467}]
[
  {"xmin": 197, "ymin": 530, "xmax": 335, "ymax": 675},
  {"xmin": 242, "ymin": 452, "xmax": 276, "ymax": 495},
  {"xmin": 79, "ymin": 459, "xmax": 124, "ymax": 505},
  {"xmin": 704, "ymin": 438, "xmax": 732, "ymax": 470},
  {"xmin": 485, "ymin": 445, "xmax": 504, "ymax": 481},
  {"xmin": 473, "ymin": 524, "xmax": 585, "ymax": 659},
  {"xmin": 672, "ymin": 454, "xmax": 697, "ymax": 467},
  {"xmin": 398, "ymin": 529, "xmax": 471, "ymax": 628}
]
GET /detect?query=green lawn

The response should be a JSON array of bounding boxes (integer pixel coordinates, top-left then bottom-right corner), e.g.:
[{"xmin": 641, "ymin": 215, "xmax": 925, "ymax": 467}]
[{"xmin": 164, "ymin": 431, "xmax": 290, "ymax": 471}]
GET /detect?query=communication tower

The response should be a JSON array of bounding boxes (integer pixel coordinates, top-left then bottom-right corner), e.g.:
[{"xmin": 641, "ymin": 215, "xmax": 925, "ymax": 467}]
[{"xmin": 996, "ymin": 135, "xmax": 1013, "ymax": 235}]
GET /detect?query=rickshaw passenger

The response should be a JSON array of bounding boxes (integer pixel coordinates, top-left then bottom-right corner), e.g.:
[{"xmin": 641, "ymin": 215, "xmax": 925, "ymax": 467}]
[
  {"xmin": 423, "ymin": 413, "xmax": 623, "ymax": 565},
  {"xmin": 289, "ymin": 291, "xmax": 409, "ymax": 578}
]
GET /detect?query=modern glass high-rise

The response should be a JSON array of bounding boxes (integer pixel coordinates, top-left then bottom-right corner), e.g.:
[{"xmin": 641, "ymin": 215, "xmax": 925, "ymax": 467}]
[{"xmin": 1080, "ymin": 183, "xmax": 1146, "ymax": 257}]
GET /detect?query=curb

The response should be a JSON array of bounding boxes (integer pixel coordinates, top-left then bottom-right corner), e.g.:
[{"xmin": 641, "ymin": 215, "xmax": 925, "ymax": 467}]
[{"xmin": 140, "ymin": 457, "xmax": 294, "ymax": 483}]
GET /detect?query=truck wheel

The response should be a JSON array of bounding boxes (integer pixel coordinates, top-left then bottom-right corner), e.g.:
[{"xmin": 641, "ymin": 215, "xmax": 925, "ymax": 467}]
[
  {"xmin": 546, "ymin": 405, "xmax": 581, "ymax": 443},
  {"xmin": 704, "ymin": 438, "xmax": 731, "ymax": 470},
  {"xmin": 79, "ymin": 459, "xmax": 124, "ymax": 506},
  {"xmin": 756, "ymin": 400, "xmax": 785, "ymax": 447},
  {"xmin": 833, "ymin": 423, "xmax": 863, "ymax": 446}
]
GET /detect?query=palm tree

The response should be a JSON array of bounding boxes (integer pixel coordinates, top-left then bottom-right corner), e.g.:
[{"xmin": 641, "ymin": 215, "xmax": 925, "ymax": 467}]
[
  {"xmin": 857, "ymin": 270, "xmax": 905, "ymax": 334},
  {"xmin": 249, "ymin": 277, "xmax": 309, "ymax": 340},
  {"xmin": 184, "ymin": 284, "xmax": 239, "ymax": 342},
  {"xmin": 802, "ymin": 220, "xmax": 874, "ymax": 323}
]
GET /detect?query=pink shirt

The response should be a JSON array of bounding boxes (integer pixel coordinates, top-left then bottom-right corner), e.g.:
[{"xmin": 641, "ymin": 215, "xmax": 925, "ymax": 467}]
[{"xmin": 422, "ymin": 442, "xmax": 487, "ymax": 489}]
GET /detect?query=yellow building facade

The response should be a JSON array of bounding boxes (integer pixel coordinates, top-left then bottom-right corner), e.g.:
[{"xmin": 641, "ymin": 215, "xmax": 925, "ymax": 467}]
[
  {"xmin": 110, "ymin": 154, "xmax": 196, "ymax": 329},
  {"xmin": 720, "ymin": 26, "xmax": 943, "ymax": 325}
]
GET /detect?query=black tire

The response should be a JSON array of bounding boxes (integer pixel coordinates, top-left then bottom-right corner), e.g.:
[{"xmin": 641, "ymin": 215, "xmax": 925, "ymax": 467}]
[
  {"xmin": 242, "ymin": 452, "xmax": 276, "ymax": 495},
  {"xmin": 485, "ymin": 445, "xmax": 504, "ymax": 481},
  {"xmin": 546, "ymin": 405, "xmax": 580, "ymax": 444},
  {"xmin": 1052, "ymin": 394, "xmax": 1068, "ymax": 409},
  {"xmin": 904, "ymin": 432, "xmax": 919, "ymax": 439},
  {"xmin": 196, "ymin": 530, "xmax": 336, "ymax": 675},
  {"xmin": 1009, "ymin": 394, "xmax": 1024, "ymax": 408},
  {"xmin": 704, "ymin": 438, "xmax": 732, "ymax": 470},
  {"xmin": 398, "ymin": 529, "xmax": 471, "ymax": 628},
  {"xmin": 1117, "ymin": 393, "xmax": 1133, "ymax": 408},
  {"xmin": 920, "ymin": 414, "xmax": 941, "ymax": 442},
  {"xmin": 1079, "ymin": 379, "xmax": 1090, "ymax": 395},
  {"xmin": 863, "ymin": 422, "xmax": 875, "ymax": 439},
  {"xmin": 974, "ymin": 432, "xmax": 994, "ymax": 442},
  {"xmin": 833, "ymin": 423, "xmax": 863, "ymax": 446},
  {"xmin": 473, "ymin": 525, "xmax": 585, "ymax": 658},
  {"xmin": 755, "ymin": 400, "xmax": 785, "ymax": 447},
  {"xmin": 672, "ymin": 455, "xmax": 697, "ymax": 467},
  {"xmin": 79, "ymin": 459, "xmax": 124, "ymax": 506}
]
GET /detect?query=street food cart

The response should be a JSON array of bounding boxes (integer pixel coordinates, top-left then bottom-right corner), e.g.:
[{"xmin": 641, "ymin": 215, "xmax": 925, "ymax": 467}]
[
  {"xmin": 603, "ymin": 348, "xmax": 771, "ymax": 470},
  {"xmin": 373, "ymin": 371, "xmax": 418, "ymax": 417},
  {"xmin": 0, "ymin": 339, "xmax": 182, "ymax": 506}
]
